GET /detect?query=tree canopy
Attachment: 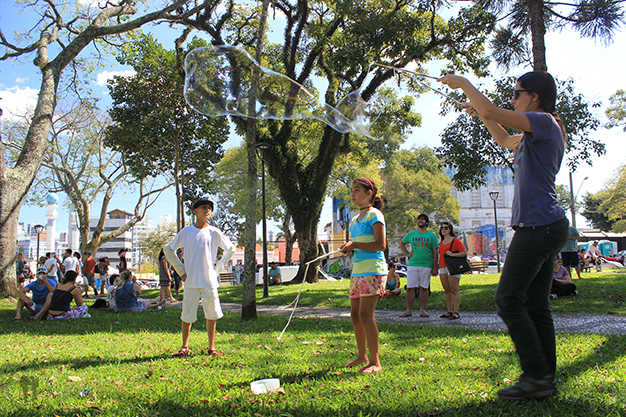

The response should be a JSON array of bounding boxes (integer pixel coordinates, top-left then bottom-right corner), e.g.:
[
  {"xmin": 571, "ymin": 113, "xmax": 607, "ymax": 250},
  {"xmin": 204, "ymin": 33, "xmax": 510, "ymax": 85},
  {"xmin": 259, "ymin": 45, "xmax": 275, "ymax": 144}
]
[
  {"xmin": 105, "ymin": 33, "xmax": 229, "ymax": 230},
  {"xmin": 606, "ymin": 89, "xmax": 626, "ymax": 132},
  {"xmin": 383, "ymin": 147, "xmax": 461, "ymax": 243},
  {"xmin": 0, "ymin": 0, "xmax": 201, "ymax": 295},
  {"xmin": 436, "ymin": 76, "xmax": 605, "ymax": 190},
  {"xmin": 180, "ymin": 0, "xmax": 495, "ymax": 282},
  {"xmin": 582, "ymin": 165, "xmax": 626, "ymax": 233},
  {"xmin": 477, "ymin": 0, "xmax": 626, "ymax": 71}
]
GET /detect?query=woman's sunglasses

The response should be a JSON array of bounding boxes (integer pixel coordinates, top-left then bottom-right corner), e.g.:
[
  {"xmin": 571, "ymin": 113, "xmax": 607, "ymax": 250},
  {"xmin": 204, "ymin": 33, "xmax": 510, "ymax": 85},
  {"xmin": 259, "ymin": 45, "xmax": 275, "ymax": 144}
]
[
  {"xmin": 440, "ymin": 226, "xmax": 450, "ymax": 230},
  {"xmin": 514, "ymin": 89, "xmax": 532, "ymax": 100}
]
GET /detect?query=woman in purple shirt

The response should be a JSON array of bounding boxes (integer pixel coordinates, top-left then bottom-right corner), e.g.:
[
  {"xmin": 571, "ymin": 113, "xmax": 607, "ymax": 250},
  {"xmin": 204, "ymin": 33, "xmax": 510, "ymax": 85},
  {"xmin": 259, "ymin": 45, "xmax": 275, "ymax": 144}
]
[{"xmin": 440, "ymin": 71, "xmax": 569, "ymax": 401}]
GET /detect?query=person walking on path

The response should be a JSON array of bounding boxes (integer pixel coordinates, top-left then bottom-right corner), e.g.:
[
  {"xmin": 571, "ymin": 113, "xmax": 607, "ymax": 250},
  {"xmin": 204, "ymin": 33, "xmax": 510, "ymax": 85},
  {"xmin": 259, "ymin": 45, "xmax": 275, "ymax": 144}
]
[
  {"xmin": 399, "ymin": 213, "xmax": 439, "ymax": 318},
  {"xmin": 560, "ymin": 227, "xmax": 582, "ymax": 279},
  {"xmin": 164, "ymin": 198, "xmax": 235, "ymax": 358},
  {"xmin": 340, "ymin": 177, "xmax": 387, "ymax": 374},
  {"xmin": 437, "ymin": 222, "xmax": 467, "ymax": 320},
  {"xmin": 440, "ymin": 71, "xmax": 570, "ymax": 401}
]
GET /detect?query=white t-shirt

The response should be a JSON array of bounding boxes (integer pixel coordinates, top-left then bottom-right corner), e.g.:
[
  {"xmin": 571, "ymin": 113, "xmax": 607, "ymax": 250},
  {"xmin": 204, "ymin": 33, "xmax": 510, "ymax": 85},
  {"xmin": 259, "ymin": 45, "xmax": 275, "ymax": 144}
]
[
  {"xmin": 587, "ymin": 244, "xmax": 600, "ymax": 257},
  {"xmin": 165, "ymin": 224, "xmax": 235, "ymax": 289},
  {"xmin": 44, "ymin": 257, "xmax": 59, "ymax": 276},
  {"xmin": 63, "ymin": 256, "xmax": 80, "ymax": 273}
]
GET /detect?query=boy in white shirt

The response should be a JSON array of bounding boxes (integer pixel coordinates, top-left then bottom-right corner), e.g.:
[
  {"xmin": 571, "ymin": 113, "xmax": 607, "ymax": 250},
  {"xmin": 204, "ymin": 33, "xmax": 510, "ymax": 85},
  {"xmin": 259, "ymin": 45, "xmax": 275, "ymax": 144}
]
[{"xmin": 165, "ymin": 198, "xmax": 235, "ymax": 358}]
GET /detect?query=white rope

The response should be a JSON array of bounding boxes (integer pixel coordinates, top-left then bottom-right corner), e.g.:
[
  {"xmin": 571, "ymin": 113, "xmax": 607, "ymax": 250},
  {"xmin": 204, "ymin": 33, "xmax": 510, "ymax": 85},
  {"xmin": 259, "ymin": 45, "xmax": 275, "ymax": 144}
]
[{"xmin": 276, "ymin": 249, "xmax": 343, "ymax": 340}]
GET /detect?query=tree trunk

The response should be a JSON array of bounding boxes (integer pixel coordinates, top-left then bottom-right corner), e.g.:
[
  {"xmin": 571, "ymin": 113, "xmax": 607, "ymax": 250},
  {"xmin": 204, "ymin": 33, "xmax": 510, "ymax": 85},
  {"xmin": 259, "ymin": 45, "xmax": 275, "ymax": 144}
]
[
  {"xmin": 529, "ymin": 0, "xmax": 548, "ymax": 71},
  {"xmin": 241, "ymin": 0, "xmax": 271, "ymax": 320},
  {"xmin": 242, "ymin": 124, "xmax": 258, "ymax": 320},
  {"xmin": 282, "ymin": 211, "xmax": 294, "ymax": 265},
  {"xmin": 0, "ymin": 63, "xmax": 59, "ymax": 296},
  {"xmin": 293, "ymin": 224, "xmax": 321, "ymax": 283}
]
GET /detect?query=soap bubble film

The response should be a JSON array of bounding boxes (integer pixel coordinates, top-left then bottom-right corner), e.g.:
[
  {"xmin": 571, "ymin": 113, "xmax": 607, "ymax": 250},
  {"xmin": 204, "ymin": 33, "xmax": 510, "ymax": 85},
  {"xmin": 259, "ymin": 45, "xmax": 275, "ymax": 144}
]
[{"xmin": 184, "ymin": 45, "xmax": 387, "ymax": 139}]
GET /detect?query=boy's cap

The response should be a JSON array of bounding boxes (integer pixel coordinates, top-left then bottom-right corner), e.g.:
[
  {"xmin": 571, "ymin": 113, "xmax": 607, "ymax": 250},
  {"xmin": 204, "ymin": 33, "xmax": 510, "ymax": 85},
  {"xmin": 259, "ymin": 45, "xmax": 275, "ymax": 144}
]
[
  {"xmin": 192, "ymin": 198, "xmax": 214, "ymax": 211},
  {"xmin": 37, "ymin": 266, "xmax": 48, "ymax": 274}
]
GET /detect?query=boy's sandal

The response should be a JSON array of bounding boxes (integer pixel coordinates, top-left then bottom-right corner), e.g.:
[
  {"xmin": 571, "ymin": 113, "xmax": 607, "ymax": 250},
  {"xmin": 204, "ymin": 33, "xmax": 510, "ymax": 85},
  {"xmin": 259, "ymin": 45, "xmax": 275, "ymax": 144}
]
[
  {"xmin": 439, "ymin": 312, "xmax": 453, "ymax": 318},
  {"xmin": 173, "ymin": 347, "xmax": 191, "ymax": 358},
  {"xmin": 207, "ymin": 349, "xmax": 223, "ymax": 357},
  {"xmin": 449, "ymin": 312, "xmax": 460, "ymax": 320}
]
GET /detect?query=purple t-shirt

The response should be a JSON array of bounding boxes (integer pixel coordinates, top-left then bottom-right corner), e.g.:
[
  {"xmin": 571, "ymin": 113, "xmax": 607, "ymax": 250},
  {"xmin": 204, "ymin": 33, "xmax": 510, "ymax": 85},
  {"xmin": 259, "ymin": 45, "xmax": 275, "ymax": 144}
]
[{"xmin": 511, "ymin": 112, "xmax": 565, "ymax": 227}]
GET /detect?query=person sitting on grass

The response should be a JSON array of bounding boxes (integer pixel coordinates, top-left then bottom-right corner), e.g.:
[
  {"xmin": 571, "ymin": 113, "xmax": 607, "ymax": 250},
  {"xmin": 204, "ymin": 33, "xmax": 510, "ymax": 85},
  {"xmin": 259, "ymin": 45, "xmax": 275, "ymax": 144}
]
[
  {"xmin": 113, "ymin": 270, "xmax": 166, "ymax": 313},
  {"xmin": 550, "ymin": 257, "xmax": 577, "ymax": 299},
  {"xmin": 268, "ymin": 262, "xmax": 282, "ymax": 285},
  {"xmin": 34, "ymin": 270, "xmax": 89, "ymax": 320},
  {"xmin": 13, "ymin": 266, "xmax": 57, "ymax": 321},
  {"xmin": 383, "ymin": 261, "xmax": 402, "ymax": 298}
]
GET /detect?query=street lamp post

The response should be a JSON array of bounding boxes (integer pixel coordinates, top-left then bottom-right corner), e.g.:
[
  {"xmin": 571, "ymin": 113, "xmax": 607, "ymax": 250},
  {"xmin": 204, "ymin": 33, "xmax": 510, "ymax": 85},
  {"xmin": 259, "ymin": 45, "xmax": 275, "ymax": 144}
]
[
  {"xmin": 488, "ymin": 192, "xmax": 501, "ymax": 273},
  {"xmin": 34, "ymin": 224, "xmax": 45, "ymax": 262},
  {"xmin": 568, "ymin": 172, "xmax": 588, "ymax": 229},
  {"xmin": 255, "ymin": 142, "xmax": 272, "ymax": 298}
]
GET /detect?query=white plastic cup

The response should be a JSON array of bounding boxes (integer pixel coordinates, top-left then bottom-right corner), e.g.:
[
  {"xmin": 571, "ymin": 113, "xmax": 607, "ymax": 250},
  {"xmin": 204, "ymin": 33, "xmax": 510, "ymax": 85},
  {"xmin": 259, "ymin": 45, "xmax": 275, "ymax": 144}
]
[{"xmin": 250, "ymin": 378, "xmax": 280, "ymax": 394}]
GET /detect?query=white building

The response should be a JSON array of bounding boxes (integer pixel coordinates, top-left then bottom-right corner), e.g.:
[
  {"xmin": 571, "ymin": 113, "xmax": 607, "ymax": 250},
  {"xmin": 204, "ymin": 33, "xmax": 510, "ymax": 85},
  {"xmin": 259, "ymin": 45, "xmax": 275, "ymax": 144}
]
[
  {"xmin": 90, "ymin": 209, "xmax": 134, "ymax": 266},
  {"xmin": 447, "ymin": 166, "xmax": 515, "ymax": 258}
]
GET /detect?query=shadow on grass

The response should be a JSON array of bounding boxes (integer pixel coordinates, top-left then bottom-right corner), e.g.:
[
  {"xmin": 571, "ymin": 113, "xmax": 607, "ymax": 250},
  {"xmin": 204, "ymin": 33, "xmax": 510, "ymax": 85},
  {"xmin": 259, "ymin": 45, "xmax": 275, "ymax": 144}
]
[{"xmin": 9, "ymin": 387, "xmax": 626, "ymax": 417}]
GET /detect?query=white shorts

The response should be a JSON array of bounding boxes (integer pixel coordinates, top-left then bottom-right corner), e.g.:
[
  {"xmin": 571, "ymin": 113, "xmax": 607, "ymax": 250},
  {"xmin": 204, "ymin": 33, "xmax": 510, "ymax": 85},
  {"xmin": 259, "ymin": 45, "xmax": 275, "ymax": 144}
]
[
  {"xmin": 180, "ymin": 287, "xmax": 223, "ymax": 323},
  {"xmin": 406, "ymin": 266, "xmax": 431, "ymax": 289},
  {"xmin": 439, "ymin": 267, "xmax": 461, "ymax": 278}
]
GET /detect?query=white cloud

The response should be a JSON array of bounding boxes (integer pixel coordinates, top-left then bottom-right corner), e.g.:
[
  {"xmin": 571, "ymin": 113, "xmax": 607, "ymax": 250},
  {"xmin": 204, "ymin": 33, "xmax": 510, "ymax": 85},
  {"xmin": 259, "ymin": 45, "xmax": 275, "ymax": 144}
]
[
  {"xmin": 0, "ymin": 85, "xmax": 39, "ymax": 120},
  {"xmin": 15, "ymin": 77, "xmax": 29, "ymax": 84},
  {"xmin": 96, "ymin": 70, "xmax": 136, "ymax": 86}
]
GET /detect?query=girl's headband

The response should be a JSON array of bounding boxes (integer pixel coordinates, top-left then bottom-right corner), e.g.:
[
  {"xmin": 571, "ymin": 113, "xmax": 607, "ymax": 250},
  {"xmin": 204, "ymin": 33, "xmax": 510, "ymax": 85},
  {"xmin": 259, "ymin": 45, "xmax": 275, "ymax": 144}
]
[{"xmin": 359, "ymin": 177, "xmax": 375, "ymax": 192}]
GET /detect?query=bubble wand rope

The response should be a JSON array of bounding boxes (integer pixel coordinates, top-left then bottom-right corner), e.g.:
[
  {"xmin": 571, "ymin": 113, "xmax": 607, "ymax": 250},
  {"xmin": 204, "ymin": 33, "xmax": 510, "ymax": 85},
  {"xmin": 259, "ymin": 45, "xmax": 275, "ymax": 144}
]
[
  {"xmin": 373, "ymin": 63, "xmax": 464, "ymax": 106},
  {"xmin": 276, "ymin": 249, "xmax": 343, "ymax": 341}
]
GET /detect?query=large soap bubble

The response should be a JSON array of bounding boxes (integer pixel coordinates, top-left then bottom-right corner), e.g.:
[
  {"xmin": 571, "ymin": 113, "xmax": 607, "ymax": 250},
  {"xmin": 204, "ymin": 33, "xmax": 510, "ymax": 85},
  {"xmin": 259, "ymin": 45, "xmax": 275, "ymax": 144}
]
[{"xmin": 184, "ymin": 45, "xmax": 386, "ymax": 140}]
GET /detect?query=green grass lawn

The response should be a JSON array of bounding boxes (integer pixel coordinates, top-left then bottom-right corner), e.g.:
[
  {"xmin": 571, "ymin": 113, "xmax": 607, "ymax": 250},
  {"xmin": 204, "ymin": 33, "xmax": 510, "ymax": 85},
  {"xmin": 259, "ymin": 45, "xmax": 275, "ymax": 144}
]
[
  {"xmin": 218, "ymin": 270, "xmax": 626, "ymax": 315},
  {"xmin": 2, "ymin": 291, "xmax": 625, "ymax": 416}
]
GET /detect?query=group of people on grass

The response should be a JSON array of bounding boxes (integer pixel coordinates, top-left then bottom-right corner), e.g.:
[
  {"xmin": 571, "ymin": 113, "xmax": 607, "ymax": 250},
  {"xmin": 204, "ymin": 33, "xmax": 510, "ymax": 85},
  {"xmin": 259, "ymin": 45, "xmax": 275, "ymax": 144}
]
[
  {"xmin": 13, "ymin": 245, "xmax": 165, "ymax": 320},
  {"xmin": 12, "ymin": 70, "xmax": 574, "ymax": 402}
]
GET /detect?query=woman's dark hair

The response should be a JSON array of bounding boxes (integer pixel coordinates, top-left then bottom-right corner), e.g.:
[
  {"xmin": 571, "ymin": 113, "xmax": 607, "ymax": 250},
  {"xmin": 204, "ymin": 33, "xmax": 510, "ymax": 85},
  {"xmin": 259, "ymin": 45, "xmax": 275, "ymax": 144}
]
[
  {"xmin": 109, "ymin": 274, "xmax": 120, "ymax": 286},
  {"xmin": 158, "ymin": 249, "xmax": 165, "ymax": 261},
  {"xmin": 353, "ymin": 177, "xmax": 384, "ymax": 210},
  {"xmin": 62, "ymin": 270, "xmax": 78, "ymax": 284},
  {"xmin": 387, "ymin": 260, "xmax": 396, "ymax": 269},
  {"xmin": 517, "ymin": 71, "xmax": 568, "ymax": 142},
  {"xmin": 439, "ymin": 222, "xmax": 456, "ymax": 240}
]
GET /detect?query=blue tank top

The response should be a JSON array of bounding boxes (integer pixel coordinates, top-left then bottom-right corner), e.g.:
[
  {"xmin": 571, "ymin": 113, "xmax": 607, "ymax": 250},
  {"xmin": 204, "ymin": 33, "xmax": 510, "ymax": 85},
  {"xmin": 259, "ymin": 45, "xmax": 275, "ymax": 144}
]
[{"xmin": 115, "ymin": 281, "xmax": 139, "ymax": 309}]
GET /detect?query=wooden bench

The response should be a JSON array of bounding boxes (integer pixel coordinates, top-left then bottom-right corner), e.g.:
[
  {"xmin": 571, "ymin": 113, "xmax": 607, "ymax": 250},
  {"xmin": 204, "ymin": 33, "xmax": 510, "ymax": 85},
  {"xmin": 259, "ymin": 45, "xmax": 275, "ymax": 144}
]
[
  {"xmin": 469, "ymin": 261, "xmax": 489, "ymax": 274},
  {"xmin": 219, "ymin": 272, "xmax": 237, "ymax": 285}
]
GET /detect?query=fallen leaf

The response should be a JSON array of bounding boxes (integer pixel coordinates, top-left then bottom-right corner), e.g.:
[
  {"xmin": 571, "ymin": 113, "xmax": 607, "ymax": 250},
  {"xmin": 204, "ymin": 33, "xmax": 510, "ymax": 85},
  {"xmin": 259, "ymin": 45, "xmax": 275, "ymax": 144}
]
[
  {"xmin": 480, "ymin": 392, "xmax": 489, "ymax": 398},
  {"xmin": 302, "ymin": 341, "xmax": 311, "ymax": 345},
  {"xmin": 419, "ymin": 358, "xmax": 425, "ymax": 362},
  {"xmin": 223, "ymin": 395, "xmax": 232, "ymax": 400},
  {"xmin": 271, "ymin": 387, "xmax": 286, "ymax": 395},
  {"xmin": 315, "ymin": 341, "xmax": 323, "ymax": 345},
  {"xmin": 68, "ymin": 376, "xmax": 82, "ymax": 382},
  {"xmin": 503, "ymin": 378, "xmax": 511, "ymax": 384}
]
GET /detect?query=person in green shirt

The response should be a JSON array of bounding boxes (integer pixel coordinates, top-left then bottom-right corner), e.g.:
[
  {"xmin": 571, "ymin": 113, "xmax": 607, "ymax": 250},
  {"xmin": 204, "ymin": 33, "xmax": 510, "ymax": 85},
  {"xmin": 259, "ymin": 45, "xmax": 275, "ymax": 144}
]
[{"xmin": 399, "ymin": 214, "xmax": 439, "ymax": 318}]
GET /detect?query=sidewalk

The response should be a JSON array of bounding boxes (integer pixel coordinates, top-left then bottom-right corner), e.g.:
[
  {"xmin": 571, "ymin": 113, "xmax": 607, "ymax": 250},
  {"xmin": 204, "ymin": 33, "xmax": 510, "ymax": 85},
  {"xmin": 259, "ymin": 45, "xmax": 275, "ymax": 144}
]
[{"xmin": 220, "ymin": 303, "xmax": 626, "ymax": 335}]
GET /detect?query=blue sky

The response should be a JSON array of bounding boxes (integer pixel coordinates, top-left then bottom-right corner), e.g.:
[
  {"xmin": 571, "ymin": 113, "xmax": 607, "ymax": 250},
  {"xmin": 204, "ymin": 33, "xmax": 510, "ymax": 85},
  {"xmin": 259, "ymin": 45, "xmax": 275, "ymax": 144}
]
[{"xmin": 2, "ymin": 2, "xmax": 625, "ymax": 237}]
